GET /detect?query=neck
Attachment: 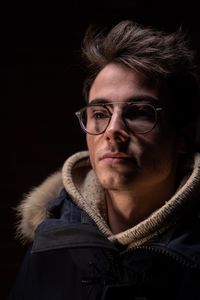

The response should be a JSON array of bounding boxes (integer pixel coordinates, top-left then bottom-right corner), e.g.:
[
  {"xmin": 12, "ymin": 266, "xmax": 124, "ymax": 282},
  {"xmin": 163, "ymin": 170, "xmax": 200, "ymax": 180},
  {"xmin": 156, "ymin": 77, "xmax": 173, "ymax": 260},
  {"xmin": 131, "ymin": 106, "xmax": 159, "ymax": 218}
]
[{"xmin": 106, "ymin": 179, "xmax": 176, "ymax": 234}]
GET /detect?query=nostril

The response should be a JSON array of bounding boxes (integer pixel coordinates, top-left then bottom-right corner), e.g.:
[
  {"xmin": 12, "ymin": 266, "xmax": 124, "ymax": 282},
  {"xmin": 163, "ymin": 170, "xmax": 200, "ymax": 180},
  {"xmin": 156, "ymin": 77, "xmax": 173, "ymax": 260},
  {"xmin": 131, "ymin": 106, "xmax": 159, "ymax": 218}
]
[{"xmin": 105, "ymin": 123, "xmax": 130, "ymax": 141}]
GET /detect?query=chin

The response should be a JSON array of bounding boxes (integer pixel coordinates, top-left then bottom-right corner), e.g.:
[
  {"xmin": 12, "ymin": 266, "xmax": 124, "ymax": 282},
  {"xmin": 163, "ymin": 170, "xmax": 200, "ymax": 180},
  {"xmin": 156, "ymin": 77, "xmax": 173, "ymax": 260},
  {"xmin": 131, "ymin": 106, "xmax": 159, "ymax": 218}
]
[{"xmin": 98, "ymin": 172, "xmax": 135, "ymax": 190}]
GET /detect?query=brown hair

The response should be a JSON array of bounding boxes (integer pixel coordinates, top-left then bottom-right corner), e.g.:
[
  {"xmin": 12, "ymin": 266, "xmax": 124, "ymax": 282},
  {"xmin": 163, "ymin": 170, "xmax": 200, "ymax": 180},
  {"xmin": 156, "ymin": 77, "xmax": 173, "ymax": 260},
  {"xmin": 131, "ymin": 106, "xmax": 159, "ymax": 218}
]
[{"xmin": 81, "ymin": 20, "xmax": 200, "ymax": 150}]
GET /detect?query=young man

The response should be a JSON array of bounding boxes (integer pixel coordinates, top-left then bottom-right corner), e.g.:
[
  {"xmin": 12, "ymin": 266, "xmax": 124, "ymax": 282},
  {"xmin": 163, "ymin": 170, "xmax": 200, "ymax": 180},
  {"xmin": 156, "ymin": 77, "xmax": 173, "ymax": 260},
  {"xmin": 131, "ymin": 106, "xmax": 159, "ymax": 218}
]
[{"xmin": 10, "ymin": 21, "xmax": 200, "ymax": 299}]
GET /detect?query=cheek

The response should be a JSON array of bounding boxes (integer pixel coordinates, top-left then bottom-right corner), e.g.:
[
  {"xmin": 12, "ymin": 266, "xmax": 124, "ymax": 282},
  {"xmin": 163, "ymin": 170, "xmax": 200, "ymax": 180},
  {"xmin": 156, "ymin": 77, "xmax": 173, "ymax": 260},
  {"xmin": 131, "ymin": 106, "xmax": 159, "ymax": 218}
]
[
  {"xmin": 134, "ymin": 128, "xmax": 178, "ymax": 164},
  {"xmin": 133, "ymin": 129, "xmax": 162, "ymax": 154},
  {"xmin": 86, "ymin": 135, "xmax": 96, "ymax": 168},
  {"xmin": 140, "ymin": 123, "xmax": 176, "ymax": 148}
]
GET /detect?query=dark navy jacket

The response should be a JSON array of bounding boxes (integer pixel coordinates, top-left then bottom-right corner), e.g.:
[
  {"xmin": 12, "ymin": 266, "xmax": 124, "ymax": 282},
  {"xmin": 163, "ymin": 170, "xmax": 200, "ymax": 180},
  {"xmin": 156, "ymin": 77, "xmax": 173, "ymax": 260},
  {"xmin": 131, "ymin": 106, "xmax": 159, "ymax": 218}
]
[{"xmin": 9, "ymin": 189, "xmax": 200, "ymax": 300}]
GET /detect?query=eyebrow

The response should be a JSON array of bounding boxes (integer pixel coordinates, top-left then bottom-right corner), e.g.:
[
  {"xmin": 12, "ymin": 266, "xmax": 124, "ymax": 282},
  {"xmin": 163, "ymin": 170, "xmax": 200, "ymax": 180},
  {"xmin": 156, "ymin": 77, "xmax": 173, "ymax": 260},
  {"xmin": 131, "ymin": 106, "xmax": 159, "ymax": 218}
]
[{"xmin": 89, "ymin": 95, "xmax": 160, "ymax": 106}]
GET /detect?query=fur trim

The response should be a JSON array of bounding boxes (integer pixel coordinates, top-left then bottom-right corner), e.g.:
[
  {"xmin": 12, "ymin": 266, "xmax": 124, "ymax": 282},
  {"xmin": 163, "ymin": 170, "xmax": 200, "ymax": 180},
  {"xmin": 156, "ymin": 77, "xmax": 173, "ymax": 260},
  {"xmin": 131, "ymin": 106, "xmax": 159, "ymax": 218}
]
[{"xmin": 16, "ymin": 171, "xmax": 63, "ymax": 242}]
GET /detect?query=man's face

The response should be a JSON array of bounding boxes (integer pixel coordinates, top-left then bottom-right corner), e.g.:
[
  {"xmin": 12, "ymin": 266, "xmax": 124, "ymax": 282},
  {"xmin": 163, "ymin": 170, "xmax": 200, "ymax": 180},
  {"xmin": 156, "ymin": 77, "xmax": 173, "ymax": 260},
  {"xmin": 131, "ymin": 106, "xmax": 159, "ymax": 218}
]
[{"xmin": 87, "ymin": 62, "xmax": 180, "ymax": 191}]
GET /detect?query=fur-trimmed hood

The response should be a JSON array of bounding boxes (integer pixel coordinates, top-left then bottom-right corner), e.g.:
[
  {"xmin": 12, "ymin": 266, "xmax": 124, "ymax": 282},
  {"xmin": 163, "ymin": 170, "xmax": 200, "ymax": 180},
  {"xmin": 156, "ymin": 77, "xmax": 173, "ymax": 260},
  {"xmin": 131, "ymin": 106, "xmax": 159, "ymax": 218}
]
[{"xmin": 17, "ymin": 151, "xmax": 200, "ymax": 248}]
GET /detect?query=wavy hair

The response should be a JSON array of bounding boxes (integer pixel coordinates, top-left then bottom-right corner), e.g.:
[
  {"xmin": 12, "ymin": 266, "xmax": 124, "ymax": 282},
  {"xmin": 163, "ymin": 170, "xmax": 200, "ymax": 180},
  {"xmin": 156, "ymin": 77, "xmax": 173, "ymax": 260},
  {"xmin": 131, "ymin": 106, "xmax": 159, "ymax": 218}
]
[{"xmin": 81, "ymin": 20, "xmax": 200, "ymax": 150}]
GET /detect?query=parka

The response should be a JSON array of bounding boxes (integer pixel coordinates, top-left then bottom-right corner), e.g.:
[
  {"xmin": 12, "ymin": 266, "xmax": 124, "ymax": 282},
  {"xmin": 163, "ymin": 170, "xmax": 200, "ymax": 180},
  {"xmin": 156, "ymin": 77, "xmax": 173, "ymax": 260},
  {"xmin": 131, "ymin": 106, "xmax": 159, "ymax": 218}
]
[{"xmin": 9, "ymin": 151, "xmax": 200, "ymax": 300}]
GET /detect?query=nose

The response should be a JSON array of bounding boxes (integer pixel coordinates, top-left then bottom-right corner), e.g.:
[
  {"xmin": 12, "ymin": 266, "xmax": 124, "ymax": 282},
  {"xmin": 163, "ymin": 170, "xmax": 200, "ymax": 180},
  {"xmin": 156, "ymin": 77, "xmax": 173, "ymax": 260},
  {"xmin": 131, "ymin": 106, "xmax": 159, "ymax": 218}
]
[{"xmin": 104, "ymin": 111, "xmax": 130, "ymax": 143}]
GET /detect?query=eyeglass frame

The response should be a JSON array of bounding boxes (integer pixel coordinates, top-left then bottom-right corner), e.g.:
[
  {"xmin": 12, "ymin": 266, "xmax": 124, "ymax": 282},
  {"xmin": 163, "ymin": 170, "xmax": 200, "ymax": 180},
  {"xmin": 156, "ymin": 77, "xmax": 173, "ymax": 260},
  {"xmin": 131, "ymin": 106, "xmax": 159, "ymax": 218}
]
[{"xmin": 75, "ymin": 101, "xmax": 163, "ymax": 135}]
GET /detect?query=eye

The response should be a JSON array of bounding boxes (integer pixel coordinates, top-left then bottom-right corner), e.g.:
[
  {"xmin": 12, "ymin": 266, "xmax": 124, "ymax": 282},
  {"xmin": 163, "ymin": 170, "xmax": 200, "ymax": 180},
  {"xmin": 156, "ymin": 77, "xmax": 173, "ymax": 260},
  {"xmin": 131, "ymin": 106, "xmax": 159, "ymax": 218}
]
[
  {"xmin": 89, "ymin": 106, "xmax": 110, "ymax": 120},
  {"xmin": 93, "ymin": 111, "xmax": 109, "ymax": 119},
  {"xmin": 124, "ymin": 104, "xmax": 155, "ymax": 120}
]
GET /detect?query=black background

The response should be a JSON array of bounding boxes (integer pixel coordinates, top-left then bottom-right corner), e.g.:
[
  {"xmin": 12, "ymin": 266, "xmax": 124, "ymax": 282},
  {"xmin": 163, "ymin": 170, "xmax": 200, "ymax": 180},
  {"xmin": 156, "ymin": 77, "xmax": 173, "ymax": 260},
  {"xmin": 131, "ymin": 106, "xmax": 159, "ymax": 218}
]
[{"xmin": 1, "ymin": 1, "xmax": 200, "ymax": 298}]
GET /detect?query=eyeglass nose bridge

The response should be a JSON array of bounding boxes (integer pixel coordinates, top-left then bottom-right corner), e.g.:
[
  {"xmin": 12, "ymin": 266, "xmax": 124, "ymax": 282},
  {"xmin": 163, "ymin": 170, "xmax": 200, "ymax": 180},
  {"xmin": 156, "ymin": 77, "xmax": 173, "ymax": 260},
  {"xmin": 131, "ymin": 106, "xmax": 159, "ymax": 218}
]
[{"xmin": 104, "ymin": 107, "xmax": 130, "ymax": 133}]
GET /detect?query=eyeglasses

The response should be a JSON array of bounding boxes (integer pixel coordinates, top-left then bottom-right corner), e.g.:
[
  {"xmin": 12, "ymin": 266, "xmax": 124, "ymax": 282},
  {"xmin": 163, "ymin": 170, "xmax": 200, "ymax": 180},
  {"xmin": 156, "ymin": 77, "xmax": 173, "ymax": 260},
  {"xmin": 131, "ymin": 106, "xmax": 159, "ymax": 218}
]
[{"xmin": 75, "ymin": 102, "xmax": 163, "ymax": 135}]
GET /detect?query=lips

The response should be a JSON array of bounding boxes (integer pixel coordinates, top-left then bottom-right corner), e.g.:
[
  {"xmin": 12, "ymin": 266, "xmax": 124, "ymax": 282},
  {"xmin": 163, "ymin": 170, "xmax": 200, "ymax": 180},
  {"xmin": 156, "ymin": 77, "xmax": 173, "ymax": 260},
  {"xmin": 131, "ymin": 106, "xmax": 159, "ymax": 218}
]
[
  {"xmin": 100, "ymin": 152, "xmax": 131, "ymax": 160},
  {"xmin": 99, "ymin": 152, "xmax": 137, "ymax": 168}
]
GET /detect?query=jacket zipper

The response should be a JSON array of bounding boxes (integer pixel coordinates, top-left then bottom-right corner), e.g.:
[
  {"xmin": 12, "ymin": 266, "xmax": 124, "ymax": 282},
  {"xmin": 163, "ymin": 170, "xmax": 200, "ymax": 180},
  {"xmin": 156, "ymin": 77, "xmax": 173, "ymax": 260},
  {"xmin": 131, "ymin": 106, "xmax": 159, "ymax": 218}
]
[{"xmin": 122, "ymin": 244, "xmax": 199, "ymax": 270}]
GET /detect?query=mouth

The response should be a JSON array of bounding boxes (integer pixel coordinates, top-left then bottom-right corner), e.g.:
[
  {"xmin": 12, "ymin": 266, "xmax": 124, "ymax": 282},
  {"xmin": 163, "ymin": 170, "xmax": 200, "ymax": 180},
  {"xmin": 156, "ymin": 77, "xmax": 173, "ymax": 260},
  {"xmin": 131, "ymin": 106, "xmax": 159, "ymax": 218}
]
[{"xmin": 100, "ymin": 152, "xmax": 132, "ymax": 164}]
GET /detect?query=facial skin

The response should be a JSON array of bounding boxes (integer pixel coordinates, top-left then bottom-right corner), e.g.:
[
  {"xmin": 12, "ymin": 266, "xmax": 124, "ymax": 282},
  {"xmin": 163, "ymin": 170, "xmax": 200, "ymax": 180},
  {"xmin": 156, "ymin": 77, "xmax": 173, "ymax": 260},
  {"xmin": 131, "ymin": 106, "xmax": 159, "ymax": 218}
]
[{"xmin": 87, "ymin": 63, "xmax": 180, "ymax": 195}]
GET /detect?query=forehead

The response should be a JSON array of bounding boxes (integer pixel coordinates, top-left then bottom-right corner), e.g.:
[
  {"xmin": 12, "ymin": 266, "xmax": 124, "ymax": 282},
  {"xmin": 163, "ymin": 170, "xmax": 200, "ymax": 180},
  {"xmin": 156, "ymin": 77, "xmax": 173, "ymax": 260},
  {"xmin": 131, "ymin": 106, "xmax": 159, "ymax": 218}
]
[{"xmin": 88, "ymin": 63, "xmax": 161, "ymax": 104}]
